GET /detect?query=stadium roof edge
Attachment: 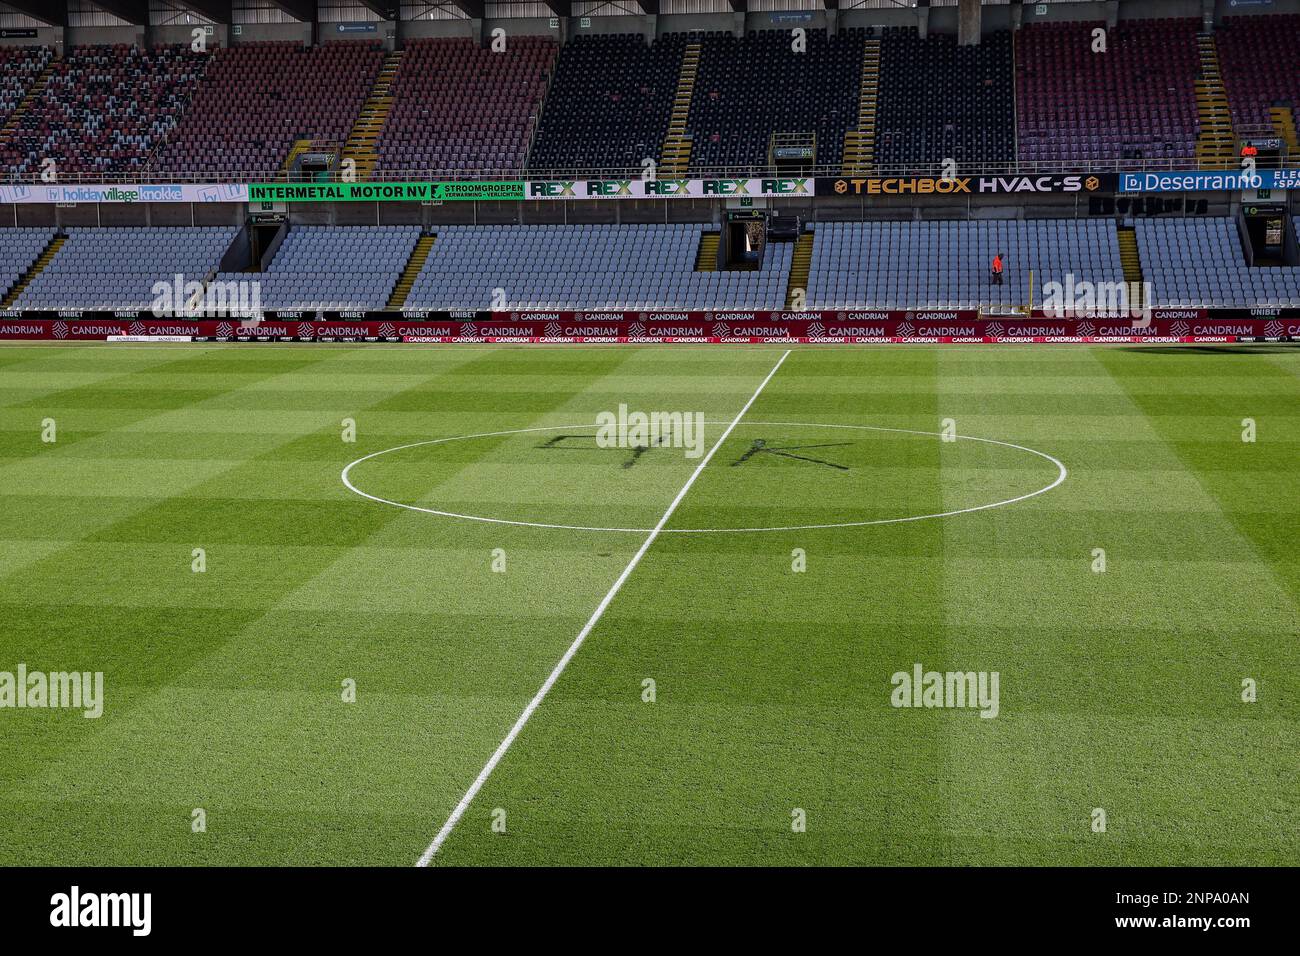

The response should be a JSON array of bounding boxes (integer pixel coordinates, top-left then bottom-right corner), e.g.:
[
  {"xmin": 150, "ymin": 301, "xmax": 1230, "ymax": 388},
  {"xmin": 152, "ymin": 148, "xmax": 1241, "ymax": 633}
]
[
  {"xmin": 87, "ymin": 0, "xmax": 149, "ymax": 25},
  {"xmin": 449, "ymin": 0, "xmax": 486, "ymax": 18},
  {"xmin": 177, "ymin": 0, "xmax": 233, "ymax": 24},
  {"xmin": 2, "ymin": 0, "xmax": 67, "ymax": 26},
  {"xmin": 352, "ymin": 1, "xmax": 398, "ymax": 17},
  {"xmin": 266, "ymin": 0, "xmax": 314, "ymax": 22}
]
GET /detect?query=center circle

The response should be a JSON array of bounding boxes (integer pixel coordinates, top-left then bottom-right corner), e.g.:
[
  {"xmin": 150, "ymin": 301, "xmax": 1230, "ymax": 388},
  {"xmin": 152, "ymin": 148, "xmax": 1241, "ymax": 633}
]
[{"xmin": 341, "ymin": 421, "xmax": 1067, "ymax": 533}]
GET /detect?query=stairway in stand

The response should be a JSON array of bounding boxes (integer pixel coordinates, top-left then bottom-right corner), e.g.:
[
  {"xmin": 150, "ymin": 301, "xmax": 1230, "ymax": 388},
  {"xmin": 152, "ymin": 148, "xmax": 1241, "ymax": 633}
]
[
  {"xmin": 841, "ymin": 38, "xmax": 880, "ymax": 175},
  {"xmin": 659, "ymin": 43, "xmax": 701, "ymax": 178},
  {"xmin": 695, "ymin": 232, "xmax": 719, "ymax": 272},
  {"xmin": 343, "ymin": 50, "xmax": 404, "ymax": 182},
  {"xmin": 1117, "ymin": 224, "xmax": 1145, "ymax": 312},
  {"xmin": 1194, "ymin": 34, "xmax": 1235, "ymax": 169},
  {"xmin": 1270, "ymin": 106, "xmax": 1298, "ymax": 156},
  {"xmin": 785, "ymin": 233, "xmax": 814, "ymax": 309},
  {"xmin": 1, "ymin": 234, "xmax": 65, "ymax": 310},
  {"xmin": 0, "ymin": 56, "xmax": 57, "ymax": 143},
  {"xmin": 387, "ymin": 235, "xmax": 435, "ymax": 309}
]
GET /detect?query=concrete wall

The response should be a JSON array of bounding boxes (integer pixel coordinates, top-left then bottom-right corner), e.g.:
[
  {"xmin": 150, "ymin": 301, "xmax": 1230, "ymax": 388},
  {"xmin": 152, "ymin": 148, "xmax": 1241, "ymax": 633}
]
[
  {"xmin": 319, "ymin": 20, "xmax": 397, "ymax": 45},
  {"xmin": 658, "ymin": 12, "xmax": 743, "ymax": 35},
  {"xmin": 66, "ymin": 25, "xmax": 145, "ymax": 47},
  {"xmin": 228, "ymin": 21, "xmax": 312, "ymax": 45},
  {"xmin": 400, "ymin": 17, "xmax": 478, "ymax": 40},
  {"xmin": 0, "ymin": 27, "xmax": 62, "ymax": 50},
  {"xmin": 400, "ymin": 16, "xmax": 557, "ymax": 41},
  {"xmin": 152, "ymin": 24, "xmax": 229, "ymax": 49}
]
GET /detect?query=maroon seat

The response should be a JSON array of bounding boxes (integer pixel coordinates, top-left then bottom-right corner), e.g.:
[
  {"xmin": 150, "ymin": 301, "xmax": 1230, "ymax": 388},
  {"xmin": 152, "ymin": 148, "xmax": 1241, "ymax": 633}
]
[
  {"xmin": 0, "ymin": 44, "xmax": 207, "ymax": 176},
  {"xmin": 375, "ymin": 37, "xmax": 555, "ymax": 177},
  {"xmin": 1217, "ymin": 14, "xmax": 1300, "ymax": 140},
  {"xmin": 1017, "ymin": 19, "xmax": 1201, "ymax": 167},
  {"xmin": 153, "ymin": 40, "xmax": 383, "ymax": 177}
]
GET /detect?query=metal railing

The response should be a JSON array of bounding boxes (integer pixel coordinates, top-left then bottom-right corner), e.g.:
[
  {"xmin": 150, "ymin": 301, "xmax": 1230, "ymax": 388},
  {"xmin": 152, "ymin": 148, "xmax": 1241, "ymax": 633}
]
[{"xmin": 3, "ymin": 155, "xmax": 1296, "ymax": 186}]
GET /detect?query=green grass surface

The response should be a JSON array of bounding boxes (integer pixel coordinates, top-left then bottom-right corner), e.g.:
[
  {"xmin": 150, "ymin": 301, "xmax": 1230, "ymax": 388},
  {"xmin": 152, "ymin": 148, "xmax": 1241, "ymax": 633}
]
[{"xmin": 0, "ymin": 343, "xmax": 1295, "ymax": 866}]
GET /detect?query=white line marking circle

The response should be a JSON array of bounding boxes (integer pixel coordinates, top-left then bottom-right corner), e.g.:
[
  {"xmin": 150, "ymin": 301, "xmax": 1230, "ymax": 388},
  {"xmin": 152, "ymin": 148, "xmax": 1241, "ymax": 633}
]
[{"xmin": 341, "ymin": 421, "xmax": 1068, "ymax": 534}]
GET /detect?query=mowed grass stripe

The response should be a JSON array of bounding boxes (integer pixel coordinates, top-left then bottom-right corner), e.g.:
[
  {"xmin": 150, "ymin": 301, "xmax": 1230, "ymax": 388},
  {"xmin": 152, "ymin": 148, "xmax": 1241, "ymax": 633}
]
[
  {"xmin": 1095, "ymin": 346, "xmax": 1300, "ymax": 603},
  {"xmin": 0, "ymin": 348, "xmax": 787, "ymax": 864},
  {"xmin": 0, "ymin": 347, "xmax": 507, "ymax": 861},
  {"xmin": 0, "ymin": 349, "xmax": 398, "ymax": 808},
  {"xmin": 0, "ymin": 348, "xmax": 538, "ymax": 859},
  {"xmin": 431, "ymin": 348, "xmax": 955, "ymax": 865},
  {"xmin": 175, "ymin": 348, "xmax": 782, "ymax": 865},
  {"xmin": 0, "ymin": 346, "xmax": 609, "ymax": 853},
  {"xmin": 929, "ymin": 346, "xmax": 1297, "ymax": 864},
  {"xmin": 0, "ymin": 349, "xmax": 339, "ymax": 465},
  {"xmin": 1, "ymin": 345, "xmax": 1294, "ymax": 866},
  {"xmin": 431, "ymin": 346, "xmax": 1298, "ymax": 865}
]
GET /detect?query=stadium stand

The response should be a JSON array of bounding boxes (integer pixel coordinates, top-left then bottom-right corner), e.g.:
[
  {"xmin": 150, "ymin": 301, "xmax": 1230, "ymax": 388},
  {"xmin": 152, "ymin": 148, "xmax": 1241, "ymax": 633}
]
[
  {"xmin": 875, "ymin": 28, "xmax": 1014, "ymax": 172},
  {"xmin": 527, "ymin": 33, "xmax": 685, "ymax": 174},
  {"xmin": 404, "ymin": 225, "xmax": 792, "ymax": 310},
  {"xmin": 1016, "ymin": 19, "xmax": 1202, "ymax": 166},
  {"xmin": 0, "ymin": 18, "xmax": 1297, "ymax": 319},
  {"xmin": 0, "ymin": 228, "xmax": 56, "ymax": 302},
  {"xmin": 684, "ymin": 29, "xmax": 861, "ymax": 172},
  {"xmin": 1216, "ymin": 14, "xmax": 1300, "ymax": 143},
  {"xmin": 806, "ymin": 220, "xmax": 1125, "ymax": 310},
  {"xmin": 12, "ymin": 227, "xmax": 237, "ymax": 310},
  {"xmin": 377, "ymin": 37, "xmax": 554, "ymax": 177},
  {"xmin": 0, "ymin": 22, "xmax": 1283, "ymax": 182},
  {"xmin": 223, "ymin": 226, "xmax": 420, "ymax": 311},
  {"xmin": 0, "ymin": 45, "xmax": 208, "ymax": 176},
  {"xmin": 1135, "ymin": 217, "xmax": 1300, "ymax": 307},
  {"xmin": 153, "ymin": 42, "xmax": 383, "ymax": 176},
  {"xmin": 0, "ymin": 46, "xmax": 53, "ymax": 130}
]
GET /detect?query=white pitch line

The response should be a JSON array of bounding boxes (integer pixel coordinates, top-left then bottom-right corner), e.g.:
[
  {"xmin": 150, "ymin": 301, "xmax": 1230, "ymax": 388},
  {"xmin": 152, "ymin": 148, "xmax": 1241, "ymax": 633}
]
[{"xmin": 414, "ymin": 348, "xmax": 792, "ymax": 866}]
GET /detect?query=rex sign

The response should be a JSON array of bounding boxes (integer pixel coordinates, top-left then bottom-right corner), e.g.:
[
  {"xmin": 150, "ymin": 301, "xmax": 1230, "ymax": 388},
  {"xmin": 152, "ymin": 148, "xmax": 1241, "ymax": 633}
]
[{"xmin": 526, "ymin": 179, "xmax": 814, "ymax": 200}]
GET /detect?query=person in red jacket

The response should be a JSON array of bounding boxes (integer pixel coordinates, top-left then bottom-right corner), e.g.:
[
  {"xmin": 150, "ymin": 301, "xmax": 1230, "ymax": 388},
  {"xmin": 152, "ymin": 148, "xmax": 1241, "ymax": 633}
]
[{"xmin": 991, "ymin": 252, "xmax": 1004, "ymax": 286}]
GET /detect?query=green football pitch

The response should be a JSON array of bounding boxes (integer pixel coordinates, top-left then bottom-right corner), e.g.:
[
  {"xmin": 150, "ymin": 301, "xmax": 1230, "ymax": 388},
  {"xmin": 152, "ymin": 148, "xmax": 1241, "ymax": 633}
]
[{"xmin": 0, "ymin": 342, "xmax": 1295, "ymax": 866}]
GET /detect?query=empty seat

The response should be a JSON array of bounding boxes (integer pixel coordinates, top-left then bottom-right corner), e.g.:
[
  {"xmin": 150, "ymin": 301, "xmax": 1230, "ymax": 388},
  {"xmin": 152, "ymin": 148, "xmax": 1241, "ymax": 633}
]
[
  {"xmin": 12, "ymin": 227, "xmax": 239, "ymax": 311},
  {"xmin": 805, "ymin": 219, "xmax": 1125, "ymax": 311},
  {"xmin": 403, "ymin": 224, "xmax": 792, "ymax": 311},
  {"xmin": 1017, "ymin": 19, "xmax": 1201, "ymax": 167}
]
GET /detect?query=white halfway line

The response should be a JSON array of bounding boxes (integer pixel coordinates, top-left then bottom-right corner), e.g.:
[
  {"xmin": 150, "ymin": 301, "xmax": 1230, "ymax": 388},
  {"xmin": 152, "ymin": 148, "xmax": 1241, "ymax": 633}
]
[{"xmin": 415, "ymin": 348, "xmax": 792, "ymax": 866}]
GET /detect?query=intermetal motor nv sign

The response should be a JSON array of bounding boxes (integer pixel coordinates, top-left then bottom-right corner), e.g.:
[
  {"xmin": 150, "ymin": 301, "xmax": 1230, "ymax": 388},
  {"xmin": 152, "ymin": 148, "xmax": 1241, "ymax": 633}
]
[{"xmin": 248, "ymin": 182, "xmax": 449, "ymax": 202}]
